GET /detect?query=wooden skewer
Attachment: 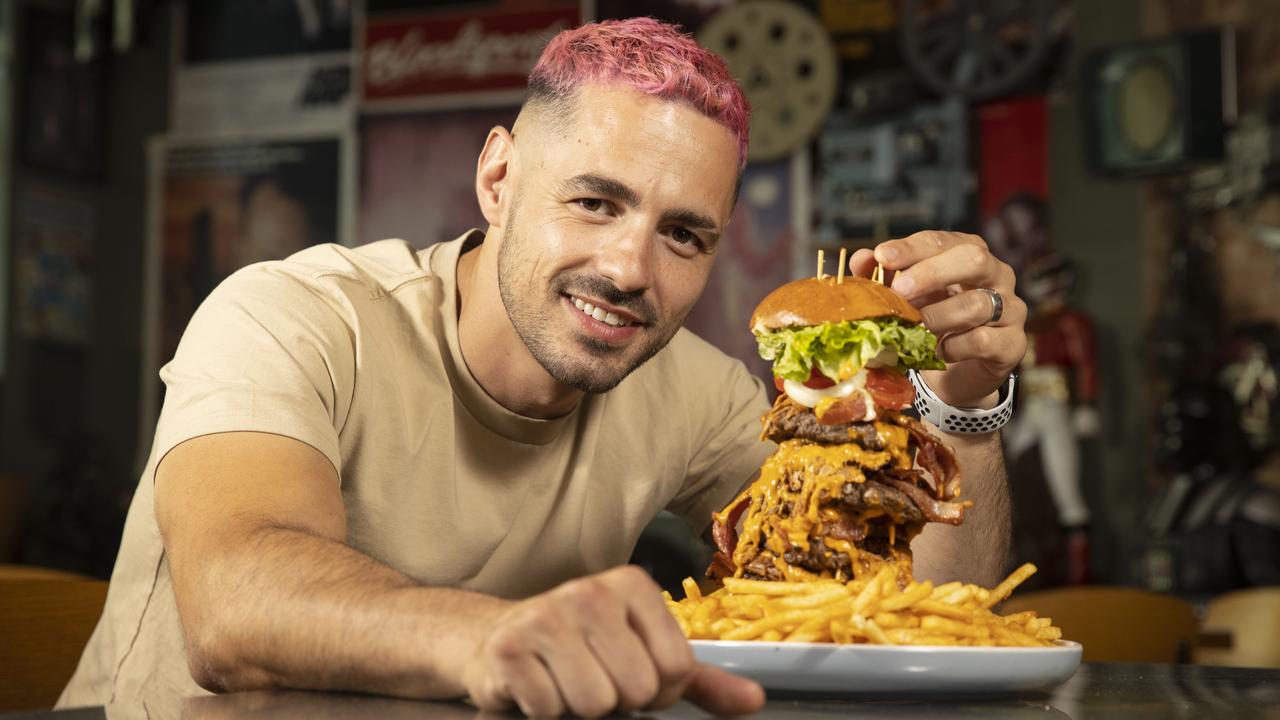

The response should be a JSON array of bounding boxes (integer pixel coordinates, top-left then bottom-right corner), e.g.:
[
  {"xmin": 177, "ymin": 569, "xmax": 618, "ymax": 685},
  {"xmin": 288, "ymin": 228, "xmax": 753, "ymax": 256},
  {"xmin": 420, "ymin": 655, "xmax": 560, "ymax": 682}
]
[
  {"xmin": 816, "ymin": 249, "xmax": 825, "ymax": 279},
  {"xmin": 872, "ymin": 263, "xmax": 884, "ymax": 285},
  {"xmin": 837, "ymin": 248, "xmax": 847, "ymax": 284}
]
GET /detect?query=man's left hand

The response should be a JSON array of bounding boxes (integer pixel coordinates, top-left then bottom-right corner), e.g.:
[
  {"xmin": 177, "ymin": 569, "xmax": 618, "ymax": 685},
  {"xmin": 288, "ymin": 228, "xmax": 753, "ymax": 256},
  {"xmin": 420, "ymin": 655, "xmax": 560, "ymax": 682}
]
[{"xmin": 850, "ymin": 231, "xmax": 1026, "ymax": 408}]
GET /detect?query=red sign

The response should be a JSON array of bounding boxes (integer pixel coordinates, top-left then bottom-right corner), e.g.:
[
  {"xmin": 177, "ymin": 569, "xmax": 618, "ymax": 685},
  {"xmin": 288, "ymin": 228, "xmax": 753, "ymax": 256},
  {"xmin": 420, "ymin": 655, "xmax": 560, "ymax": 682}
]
[{"xmin": 362, "ymin": 6, "xmax": 580, "ymax": 101}]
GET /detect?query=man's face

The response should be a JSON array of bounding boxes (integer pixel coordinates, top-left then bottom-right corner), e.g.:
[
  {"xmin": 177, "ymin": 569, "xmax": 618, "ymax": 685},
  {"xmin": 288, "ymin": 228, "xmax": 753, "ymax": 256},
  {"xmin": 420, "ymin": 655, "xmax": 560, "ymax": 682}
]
[{"xmin": 496, "ymin": 84, "xmax": 740, "ymax": 393}]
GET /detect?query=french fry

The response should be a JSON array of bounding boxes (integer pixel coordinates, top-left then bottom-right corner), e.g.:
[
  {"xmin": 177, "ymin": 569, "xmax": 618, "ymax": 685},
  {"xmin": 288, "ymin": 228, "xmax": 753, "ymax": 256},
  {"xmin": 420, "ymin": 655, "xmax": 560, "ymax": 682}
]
[
  {"xmin": 864, "ymin": 618, "xmax": 891, "ymax": 644},
  {"xmin": 999, "ymin": 610, "xmax": 1037, "ymax": 626},
  {"xmin": 929, "ymin": 581, "xmax": 963, "ymax": 599},
  {"xmin": 682, "ymin": 577, "xmax": 703, "ymax": 603},
  {"xmin": 940, "ymin": 586, "xmax": 975, "ymax": 606},
  {"xmin": 664, "ymin": 562, "xmax": 1062, "ymax": 648},
  {"xmin": 981, "ymin": 563, "xmax": 1037, "ymax": 609},
  {"xmin": 921, "ymin": 615, "xmax": 989, "ymax": 640},
  {"xmin": 776, "ymin": 586, "xmax": 851, "ymax": 608},
  {"xmin": 914, "ymin": 599, "xmax": 975, "ymax": 621},
  {"xmin": 879, "ymin": 580, "xmax": 933, "ymax": 612}
]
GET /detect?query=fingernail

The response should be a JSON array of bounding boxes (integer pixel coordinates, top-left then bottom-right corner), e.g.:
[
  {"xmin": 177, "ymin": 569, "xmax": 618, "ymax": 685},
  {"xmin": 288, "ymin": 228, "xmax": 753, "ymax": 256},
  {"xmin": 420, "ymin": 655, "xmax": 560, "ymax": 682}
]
[
  {"xmin": 878, "ymin": 246, "xmax": 899, "ymax": 263},
  {"xmin": 893, "ymin": 274, "xmax": 915, "ymax": 296}
]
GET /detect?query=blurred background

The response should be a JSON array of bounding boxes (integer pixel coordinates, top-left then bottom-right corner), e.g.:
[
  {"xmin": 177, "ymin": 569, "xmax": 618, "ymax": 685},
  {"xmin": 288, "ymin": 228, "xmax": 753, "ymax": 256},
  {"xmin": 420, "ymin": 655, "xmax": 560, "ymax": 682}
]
[{"xmin": 0, "ymin": 0, "xmax": 1277, "ymax": 610}]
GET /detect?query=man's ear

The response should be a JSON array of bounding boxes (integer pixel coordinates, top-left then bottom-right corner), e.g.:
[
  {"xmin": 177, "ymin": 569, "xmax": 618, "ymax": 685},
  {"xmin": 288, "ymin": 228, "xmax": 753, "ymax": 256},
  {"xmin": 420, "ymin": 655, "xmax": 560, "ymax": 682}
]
[{"xmin": 475, "ymin": 126, "xmax": 514, "ymax": 228}]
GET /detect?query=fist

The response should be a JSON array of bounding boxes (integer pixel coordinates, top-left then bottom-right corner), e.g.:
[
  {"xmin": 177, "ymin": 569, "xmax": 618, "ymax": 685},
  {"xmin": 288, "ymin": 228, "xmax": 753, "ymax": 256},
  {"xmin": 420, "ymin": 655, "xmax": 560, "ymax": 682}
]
[{"xmin": 462, "ymin": 565, "xmax": 764, "ymax": 717}]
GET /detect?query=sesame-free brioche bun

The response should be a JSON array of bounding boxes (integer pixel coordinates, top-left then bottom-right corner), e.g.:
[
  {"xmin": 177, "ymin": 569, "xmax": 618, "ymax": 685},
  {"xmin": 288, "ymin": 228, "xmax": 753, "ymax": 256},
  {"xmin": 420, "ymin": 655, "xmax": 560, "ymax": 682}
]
[{"xmin": 750, "ymin": 276, "xmax": 923, "ymax": 334}]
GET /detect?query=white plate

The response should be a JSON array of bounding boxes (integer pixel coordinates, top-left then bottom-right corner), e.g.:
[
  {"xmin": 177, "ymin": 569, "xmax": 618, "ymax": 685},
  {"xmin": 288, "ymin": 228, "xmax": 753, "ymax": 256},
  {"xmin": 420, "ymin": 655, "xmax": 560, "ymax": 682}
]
[{"xmin": 692, "ymin": 639, "xmax": 1082, "ymax": 695}]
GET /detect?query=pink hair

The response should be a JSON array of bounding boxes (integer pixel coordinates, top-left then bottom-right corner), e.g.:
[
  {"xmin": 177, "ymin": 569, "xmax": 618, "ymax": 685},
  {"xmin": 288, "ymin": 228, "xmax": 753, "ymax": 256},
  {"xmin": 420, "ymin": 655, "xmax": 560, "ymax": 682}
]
[{"xmin": 528, "ymin": 17, "xmax": 750, "ymax": 168}]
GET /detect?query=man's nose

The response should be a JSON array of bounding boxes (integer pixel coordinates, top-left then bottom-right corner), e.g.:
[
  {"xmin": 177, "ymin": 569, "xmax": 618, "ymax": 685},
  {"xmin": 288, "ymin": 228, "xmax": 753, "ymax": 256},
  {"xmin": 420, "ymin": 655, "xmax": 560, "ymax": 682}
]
[{"xmin": 596, "ymin": 224, "xmax": 655, "ymax": 294}]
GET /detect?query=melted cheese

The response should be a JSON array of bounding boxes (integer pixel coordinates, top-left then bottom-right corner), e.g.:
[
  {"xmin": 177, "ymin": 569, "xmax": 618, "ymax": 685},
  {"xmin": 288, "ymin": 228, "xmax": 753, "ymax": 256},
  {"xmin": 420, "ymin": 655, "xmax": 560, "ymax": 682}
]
[{"xmin": 720, "ymin": 417, "xmax": 924, "ymax": 584}]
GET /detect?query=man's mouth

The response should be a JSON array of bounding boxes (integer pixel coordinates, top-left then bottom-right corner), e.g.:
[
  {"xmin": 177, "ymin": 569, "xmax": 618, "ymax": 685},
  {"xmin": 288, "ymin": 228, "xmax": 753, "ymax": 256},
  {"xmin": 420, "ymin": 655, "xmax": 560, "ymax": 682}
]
[{"xmin": 567, "ymin": 294, "xmax": 641, "ymax": 328}]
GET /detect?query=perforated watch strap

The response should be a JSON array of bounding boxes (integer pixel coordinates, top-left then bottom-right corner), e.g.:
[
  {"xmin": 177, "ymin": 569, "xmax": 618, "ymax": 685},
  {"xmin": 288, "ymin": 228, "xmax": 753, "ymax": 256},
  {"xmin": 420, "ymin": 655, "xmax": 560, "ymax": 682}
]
[{"xmin": 908, "ymin": 370, "xmax": 1016, "ymax": 434}]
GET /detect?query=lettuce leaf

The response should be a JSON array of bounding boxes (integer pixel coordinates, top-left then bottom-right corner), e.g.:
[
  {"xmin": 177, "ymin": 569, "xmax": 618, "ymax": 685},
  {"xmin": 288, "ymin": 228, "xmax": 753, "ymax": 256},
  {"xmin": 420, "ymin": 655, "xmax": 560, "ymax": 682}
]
[{"xmin": 755, "ymin": 318, "xmax": 946, "ymax": 382}]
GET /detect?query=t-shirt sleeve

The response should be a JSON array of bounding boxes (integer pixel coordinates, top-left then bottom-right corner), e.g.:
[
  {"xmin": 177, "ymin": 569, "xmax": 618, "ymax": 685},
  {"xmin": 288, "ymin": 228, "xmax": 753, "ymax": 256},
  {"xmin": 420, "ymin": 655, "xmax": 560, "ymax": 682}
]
[
  {"xmin": 665, "ymin": 333, "xmax": 775, "ymax": 534},
  {"xmin": 150, "ymin": 265, "xmax": 356, "ymax": 478}
]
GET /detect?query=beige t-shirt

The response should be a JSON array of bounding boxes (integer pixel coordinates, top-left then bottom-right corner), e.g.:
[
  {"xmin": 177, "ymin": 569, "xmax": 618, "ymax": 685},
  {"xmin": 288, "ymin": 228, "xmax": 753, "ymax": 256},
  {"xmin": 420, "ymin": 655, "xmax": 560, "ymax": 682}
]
[{"xmin": 58, "ymin": 232, "xmax": 772, "ymax": 710}]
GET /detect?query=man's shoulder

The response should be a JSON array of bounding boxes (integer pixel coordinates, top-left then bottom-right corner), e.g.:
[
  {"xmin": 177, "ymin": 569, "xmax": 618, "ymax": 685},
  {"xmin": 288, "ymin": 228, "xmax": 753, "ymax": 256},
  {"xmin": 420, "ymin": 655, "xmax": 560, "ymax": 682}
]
[{"xmin": 273, "ymin": 239, "xmax": 436, "ymax": 297}]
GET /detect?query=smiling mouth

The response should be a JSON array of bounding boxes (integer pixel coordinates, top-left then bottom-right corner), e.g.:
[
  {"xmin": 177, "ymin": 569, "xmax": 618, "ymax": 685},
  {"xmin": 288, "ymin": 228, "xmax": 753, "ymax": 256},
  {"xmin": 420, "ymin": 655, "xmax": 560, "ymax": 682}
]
[{"xmin": 568, "ymin": 295, "xmax": 638, "ymax": 328}]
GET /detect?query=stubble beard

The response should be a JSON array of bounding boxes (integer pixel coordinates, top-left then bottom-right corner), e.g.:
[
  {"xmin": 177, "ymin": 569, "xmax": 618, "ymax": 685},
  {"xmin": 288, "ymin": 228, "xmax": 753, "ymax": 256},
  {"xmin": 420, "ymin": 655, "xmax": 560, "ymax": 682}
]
[{"xmin": 496, "ymin": 203, "xmax": 684, "ymax": 394}]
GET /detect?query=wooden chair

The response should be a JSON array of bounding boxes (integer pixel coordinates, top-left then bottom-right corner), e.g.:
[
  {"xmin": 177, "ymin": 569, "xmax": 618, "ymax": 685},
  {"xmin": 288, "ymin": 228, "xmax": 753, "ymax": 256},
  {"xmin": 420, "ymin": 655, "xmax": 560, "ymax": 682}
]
[
  {"xmin": 0, "ymin": 567, "xmax": 108, "ymax": 711},
  {"xmin": 999, "ymin": 586, "xmax": 1197, "ymax": 663},
  {"xmin": 1196, "ymin": 587, "xmax": 1280, "ymax": 668}
]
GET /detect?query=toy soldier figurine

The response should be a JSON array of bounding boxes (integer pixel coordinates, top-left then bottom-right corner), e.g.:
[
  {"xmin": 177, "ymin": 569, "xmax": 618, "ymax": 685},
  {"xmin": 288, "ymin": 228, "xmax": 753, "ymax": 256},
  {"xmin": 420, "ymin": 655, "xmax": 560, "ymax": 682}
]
[{"xmin": 1004, "ymin": 253, "xmax": 1098, "ymax": 584}]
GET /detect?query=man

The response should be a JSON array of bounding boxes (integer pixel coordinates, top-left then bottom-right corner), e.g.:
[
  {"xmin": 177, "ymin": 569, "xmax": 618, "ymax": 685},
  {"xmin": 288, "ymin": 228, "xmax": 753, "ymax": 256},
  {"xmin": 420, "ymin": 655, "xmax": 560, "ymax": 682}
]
[{"xmin": 59, "ymin": 18, "xmax": 1026, "ymax": 718}]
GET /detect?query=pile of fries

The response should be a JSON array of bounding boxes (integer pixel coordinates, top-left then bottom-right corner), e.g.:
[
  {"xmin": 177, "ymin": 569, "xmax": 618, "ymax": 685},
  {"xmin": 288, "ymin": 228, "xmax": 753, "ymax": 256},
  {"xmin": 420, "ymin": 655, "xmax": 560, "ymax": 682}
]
[{"xmin": 664, "ymin": 563, "xmax": 1062, "ymax": 647}]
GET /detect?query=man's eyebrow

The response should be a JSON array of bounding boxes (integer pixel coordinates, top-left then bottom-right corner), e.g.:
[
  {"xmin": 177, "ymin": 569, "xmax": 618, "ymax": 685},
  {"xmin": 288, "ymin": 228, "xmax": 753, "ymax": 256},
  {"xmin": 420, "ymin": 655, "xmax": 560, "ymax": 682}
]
[
  {"xmin": 663, "ymin": 208, "xmax": 720, "ymax": 232},
  {"xmin": 563, "ymin": 174, "xmax": 641, "ymax": 207}
]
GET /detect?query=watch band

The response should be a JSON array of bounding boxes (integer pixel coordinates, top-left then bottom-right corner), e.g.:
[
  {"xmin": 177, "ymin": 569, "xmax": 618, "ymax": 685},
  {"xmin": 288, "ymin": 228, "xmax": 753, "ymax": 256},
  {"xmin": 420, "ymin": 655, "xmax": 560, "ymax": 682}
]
[{"xmin": 908, "ymin": 370, "xmax": 1017, "ymax": 434}]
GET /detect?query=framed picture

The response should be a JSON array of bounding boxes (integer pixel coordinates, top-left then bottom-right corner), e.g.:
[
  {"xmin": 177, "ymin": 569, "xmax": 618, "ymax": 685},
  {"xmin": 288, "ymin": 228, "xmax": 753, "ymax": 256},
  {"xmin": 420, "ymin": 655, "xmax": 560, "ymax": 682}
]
[{"xmin": 138, "ymin": 129, "xmax": 354, "ymax": 447}]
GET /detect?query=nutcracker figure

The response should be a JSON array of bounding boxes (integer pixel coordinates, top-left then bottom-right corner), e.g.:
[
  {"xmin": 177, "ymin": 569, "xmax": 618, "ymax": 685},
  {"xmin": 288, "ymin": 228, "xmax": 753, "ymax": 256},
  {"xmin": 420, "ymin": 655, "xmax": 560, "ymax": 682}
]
[{"xmin": 1004, "ymin": 253, "xmax": 1099, "ymax": 584}]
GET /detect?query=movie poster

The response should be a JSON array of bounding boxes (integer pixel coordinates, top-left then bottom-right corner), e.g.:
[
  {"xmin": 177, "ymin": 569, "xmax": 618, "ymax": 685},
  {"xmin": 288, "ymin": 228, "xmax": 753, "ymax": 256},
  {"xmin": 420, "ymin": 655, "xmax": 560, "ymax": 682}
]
[
  {"xmin": 683, "ymin": 159, "xmax": 795, "ymax": 386},
  {"xmin": 141, "ymin": 133, "xmax": 348, "ymax": 436},
  {"xmin": 13, "ymin": 188, "xmax": 94, "ymax": 344},
  {"xmin": 171, "ymin": 0, "xmax": 354, "ymax": 133},
  {"xmin": 359, "ymin": 106, "xmax": 518, "ymax": 247}
]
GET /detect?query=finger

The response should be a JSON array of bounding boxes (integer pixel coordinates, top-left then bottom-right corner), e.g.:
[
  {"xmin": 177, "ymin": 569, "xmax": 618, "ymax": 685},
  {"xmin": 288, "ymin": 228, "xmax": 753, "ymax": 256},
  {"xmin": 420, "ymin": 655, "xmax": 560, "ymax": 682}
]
[
  {"xmin": 542, "ymin": 634, "xmax": 618, "ymax": 718},
  {"xmin": 874, "ymin": 231, "xmax": 985, "ymax": 271},
  {"xmin": 478, "ymin": 653, "xmax": 563, "ymax": 718},
  {"xmin": 889, "ymin": 243, "xmax": 1006, "ymax": 303},
  {"xmin": 848, "ymin": 247, "xmax": 877, "ymax": 278},
  {"xmin": 921, "ymin": 288, "xmax": 1025, "ymax": 335},
  {"xmin": 682, "ymin": 664, "xmax": 766, "ymax": 715},
  {"xmin": 611, "ymin": 568, "xmax": 696, "ymax": 694},
  {"xmin": 584, "ymin": 617, "xmax": 660, "ymax": 711},
  {"xmin": 936, "ymin": 326, "xmax": 1027, "ymax": 373}
]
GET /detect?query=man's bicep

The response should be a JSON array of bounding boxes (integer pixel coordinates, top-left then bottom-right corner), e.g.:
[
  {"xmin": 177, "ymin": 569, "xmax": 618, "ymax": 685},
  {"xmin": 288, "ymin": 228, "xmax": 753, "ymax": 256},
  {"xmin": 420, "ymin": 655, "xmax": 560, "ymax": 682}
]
[{"xmin": 155, "ymin": 431, "xmax": 346, "ymax": 561}]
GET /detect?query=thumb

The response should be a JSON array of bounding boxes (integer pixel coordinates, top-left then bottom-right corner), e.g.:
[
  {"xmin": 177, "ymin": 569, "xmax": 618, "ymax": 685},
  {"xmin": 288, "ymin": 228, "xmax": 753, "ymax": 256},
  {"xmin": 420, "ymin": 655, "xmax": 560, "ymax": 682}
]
[{"xmin": 682, "ymin": 663, "xmax": 766, "ymax": 715}]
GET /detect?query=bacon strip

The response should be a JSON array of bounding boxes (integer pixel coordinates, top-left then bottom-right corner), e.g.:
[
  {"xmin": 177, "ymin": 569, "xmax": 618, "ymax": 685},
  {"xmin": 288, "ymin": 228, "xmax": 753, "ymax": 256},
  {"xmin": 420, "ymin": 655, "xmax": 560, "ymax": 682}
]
[
  {"xmin": 706, "ymin": 551, "xmax": 735, "ymax": 581},
  {"xmin": 892, "ymin": 413, "xmax": 962, "ymax": 499},
  {"xmin": 710, "ymin": 495, "xmax": 750, "ymax": 557},
  {"xmin": 883, "ymin": 476, "xmax": 967, "ymax": 525}
]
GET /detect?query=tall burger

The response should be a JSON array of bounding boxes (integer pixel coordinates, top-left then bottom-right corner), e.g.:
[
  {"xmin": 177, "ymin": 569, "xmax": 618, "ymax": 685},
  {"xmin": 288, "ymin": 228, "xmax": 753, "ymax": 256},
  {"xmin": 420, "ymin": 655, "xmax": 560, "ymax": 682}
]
[{"xmin": 709, "ymin": 275, "xmax": 969, "ymax": 584}]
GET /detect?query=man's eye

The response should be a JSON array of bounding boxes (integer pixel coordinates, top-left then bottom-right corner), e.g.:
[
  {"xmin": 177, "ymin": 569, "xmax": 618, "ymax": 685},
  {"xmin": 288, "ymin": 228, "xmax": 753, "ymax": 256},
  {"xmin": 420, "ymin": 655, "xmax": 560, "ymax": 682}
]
[
  {"xmin": 577, "ymin": 198, "xmax": 605, "ymax": 212},
  {"xmin": 672, "ymin": 227, "xmax": 697, "ymax": 245}
]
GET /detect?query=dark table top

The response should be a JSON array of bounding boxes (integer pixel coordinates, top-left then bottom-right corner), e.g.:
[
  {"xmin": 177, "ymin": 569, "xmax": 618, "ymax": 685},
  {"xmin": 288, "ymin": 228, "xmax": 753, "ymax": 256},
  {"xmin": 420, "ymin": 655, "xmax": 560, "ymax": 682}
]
[{"xmin": 7, "ymin": 662, "xmax": 1280, "ymax": 719}]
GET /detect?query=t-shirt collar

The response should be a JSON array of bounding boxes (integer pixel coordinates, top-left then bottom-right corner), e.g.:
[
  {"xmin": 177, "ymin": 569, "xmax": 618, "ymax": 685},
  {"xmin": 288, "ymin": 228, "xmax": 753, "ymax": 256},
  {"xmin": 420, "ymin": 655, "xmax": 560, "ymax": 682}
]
[{"xmin": 429, "ymin": 230, "xmax": 584, "ymax": 446}]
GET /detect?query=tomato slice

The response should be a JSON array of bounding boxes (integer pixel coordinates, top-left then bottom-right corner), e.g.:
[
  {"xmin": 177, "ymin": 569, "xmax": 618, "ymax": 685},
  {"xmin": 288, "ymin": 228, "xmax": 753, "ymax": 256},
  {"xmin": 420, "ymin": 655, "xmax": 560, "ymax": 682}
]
[
  {"xmin": 773, "ymin": 367, "xmax": 836, "ymax": 393},
  {"xmin": 804, "ymin": 367, "xmax": 836, "ymax": 389},
  {"xmin": 866, "ymin": 368, "xmax": 915, "ymax": 410}
]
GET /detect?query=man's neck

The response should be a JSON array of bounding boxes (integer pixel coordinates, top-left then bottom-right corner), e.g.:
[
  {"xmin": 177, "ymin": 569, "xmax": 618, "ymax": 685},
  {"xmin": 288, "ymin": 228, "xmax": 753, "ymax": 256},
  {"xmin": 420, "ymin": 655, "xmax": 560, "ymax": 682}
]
[{"xmin": 455, "ymin": 236, "xmax": 584, "ymax": 419}]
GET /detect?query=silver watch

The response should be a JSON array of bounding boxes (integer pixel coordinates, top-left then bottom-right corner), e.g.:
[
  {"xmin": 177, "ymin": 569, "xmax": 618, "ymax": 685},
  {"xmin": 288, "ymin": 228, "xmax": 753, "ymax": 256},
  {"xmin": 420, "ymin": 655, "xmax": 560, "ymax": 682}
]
[{"xmin": 908, "ymin": 370, "xmax": 1016, "ymax": 434}]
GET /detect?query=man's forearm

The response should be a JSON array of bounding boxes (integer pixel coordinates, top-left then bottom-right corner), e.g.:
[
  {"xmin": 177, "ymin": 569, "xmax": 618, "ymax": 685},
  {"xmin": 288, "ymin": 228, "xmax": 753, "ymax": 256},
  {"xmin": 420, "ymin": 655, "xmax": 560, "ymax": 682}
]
[
  {"xmin": 910, "ymin": 430, "xmax": 1011, "ymax": 587},
  {"xmin": 179, "ymin": 524, "xmax": 509, "ymax": 699}
]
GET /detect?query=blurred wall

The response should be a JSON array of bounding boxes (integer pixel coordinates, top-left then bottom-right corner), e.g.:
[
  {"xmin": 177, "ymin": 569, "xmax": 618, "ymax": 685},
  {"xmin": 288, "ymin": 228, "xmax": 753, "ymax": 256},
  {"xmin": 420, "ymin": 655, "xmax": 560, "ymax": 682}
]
[{"xmin": 1048, "ymin": 0, "xmax": 1145, "ymax": 582}]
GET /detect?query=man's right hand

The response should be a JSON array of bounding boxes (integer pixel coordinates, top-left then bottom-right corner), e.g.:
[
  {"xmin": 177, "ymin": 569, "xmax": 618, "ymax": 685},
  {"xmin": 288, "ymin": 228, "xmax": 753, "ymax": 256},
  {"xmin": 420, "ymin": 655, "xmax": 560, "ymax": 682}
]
[{"xmin": 461, "ymin": 565, "xmax": 764, "ymax": 717}]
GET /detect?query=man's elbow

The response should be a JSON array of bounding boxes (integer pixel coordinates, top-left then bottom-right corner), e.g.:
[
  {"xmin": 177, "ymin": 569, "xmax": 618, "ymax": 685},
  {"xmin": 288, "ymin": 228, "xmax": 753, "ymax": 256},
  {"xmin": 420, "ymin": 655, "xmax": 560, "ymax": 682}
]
[{"xmin": 184, "ymin": 618, "xmax": 277, "ymax": 693}]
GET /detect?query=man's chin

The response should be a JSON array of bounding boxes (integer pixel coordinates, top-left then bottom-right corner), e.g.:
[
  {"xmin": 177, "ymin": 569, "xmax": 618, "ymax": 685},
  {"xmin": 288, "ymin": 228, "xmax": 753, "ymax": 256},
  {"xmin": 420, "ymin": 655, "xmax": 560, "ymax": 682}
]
[{"xmin": 546, "ymin": 352, "xmax": 635, "ymax": 394}]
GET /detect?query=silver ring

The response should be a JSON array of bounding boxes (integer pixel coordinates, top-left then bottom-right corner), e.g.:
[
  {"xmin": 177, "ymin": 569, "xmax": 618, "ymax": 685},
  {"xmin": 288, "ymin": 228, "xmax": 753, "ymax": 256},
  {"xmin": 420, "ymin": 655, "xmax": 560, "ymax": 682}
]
[{"xmin": 978, "ymin": 287, "xmax": 1004, "ymax": 325}]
